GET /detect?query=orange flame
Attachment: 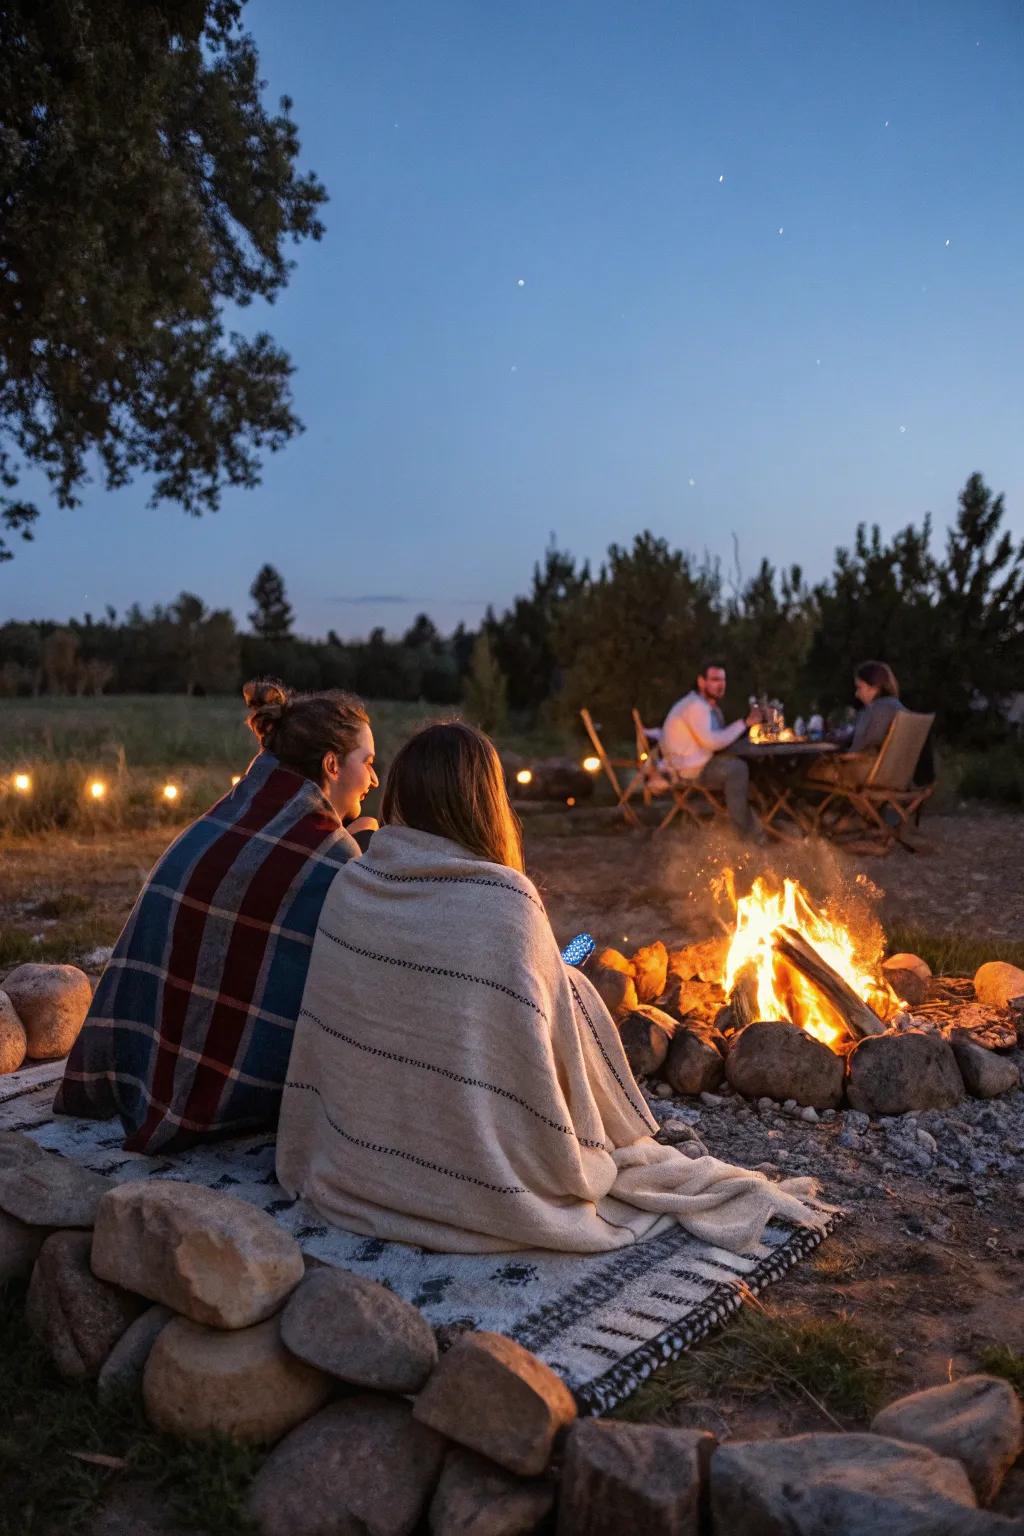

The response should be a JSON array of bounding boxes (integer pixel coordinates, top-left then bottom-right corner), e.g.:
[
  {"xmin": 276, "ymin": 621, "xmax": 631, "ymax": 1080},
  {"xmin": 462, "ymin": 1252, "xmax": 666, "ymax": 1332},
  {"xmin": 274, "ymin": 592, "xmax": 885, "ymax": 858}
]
[{"xmin": 721, "ymin": 873, "xmax": 894, "ymax": 1048}]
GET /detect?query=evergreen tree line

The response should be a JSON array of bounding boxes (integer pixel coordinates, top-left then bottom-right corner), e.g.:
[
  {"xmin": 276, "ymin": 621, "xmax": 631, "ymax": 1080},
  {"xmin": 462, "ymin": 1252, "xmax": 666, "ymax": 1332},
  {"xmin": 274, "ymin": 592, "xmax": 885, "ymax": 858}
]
[{"xmin": 2, "ymin": 475, "xmax": 1021, "ymax": 743}]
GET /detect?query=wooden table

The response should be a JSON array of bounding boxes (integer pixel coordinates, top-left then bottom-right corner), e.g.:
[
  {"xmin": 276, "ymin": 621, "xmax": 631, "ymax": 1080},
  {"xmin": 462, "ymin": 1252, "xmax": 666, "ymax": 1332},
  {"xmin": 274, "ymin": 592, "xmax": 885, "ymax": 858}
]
[{"xmin": 732, "ymin": 740, "xmax": 838, "ymax": 839}]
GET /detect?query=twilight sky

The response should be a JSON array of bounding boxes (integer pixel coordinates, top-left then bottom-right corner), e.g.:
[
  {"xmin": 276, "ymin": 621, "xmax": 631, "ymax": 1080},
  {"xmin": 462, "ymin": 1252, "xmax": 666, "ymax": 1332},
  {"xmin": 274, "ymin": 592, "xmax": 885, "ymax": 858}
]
[{"xmin": 4, "ymin": 0, "xmax": 1023, "ymax": 638}]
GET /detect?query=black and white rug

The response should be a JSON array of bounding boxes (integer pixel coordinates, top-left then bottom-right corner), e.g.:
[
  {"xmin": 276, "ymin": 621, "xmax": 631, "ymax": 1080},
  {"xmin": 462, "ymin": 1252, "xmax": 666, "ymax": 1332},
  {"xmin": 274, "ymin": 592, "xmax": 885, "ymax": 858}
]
[{"xmin": 2, "ymin": 1062, "xmax": 836, "ymax": 1414}]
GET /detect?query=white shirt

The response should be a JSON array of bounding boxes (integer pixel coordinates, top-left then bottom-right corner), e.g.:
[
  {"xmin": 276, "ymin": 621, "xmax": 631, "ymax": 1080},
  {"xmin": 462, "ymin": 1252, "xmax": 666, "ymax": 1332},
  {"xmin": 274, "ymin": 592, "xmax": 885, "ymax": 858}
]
[{"xmin": 661, "ymin": 691, "xmax": 748, "ymax": 778}]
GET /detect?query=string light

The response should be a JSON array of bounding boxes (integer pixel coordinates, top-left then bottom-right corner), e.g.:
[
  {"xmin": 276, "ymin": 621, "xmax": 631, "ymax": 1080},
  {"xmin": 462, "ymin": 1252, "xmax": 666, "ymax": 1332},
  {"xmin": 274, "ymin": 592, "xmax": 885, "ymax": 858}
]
[
  {"xmin": 13, "ymin": 773, "xmax": 31, "ymax": 794},
  {"xmin": 566, "ymin": 795, "xmax": 576, "ymax": 806},
  {"xmin": 162, "ymin": 783, "xmax": 179, "ymax": 802},
  {"xmin": 515, "ymin": 768, "xmax": 533, "ymax": 786},
  {"xmin": 582, "ymin": 756, "xmax": 601, "ymax": 773},
  {"xmin": 231, "ymin": 775, "xmax": 241, "ymax": 786},
  {"xmin": 87, "ymin": 780, "xmax": 107, "ymax": 801}
]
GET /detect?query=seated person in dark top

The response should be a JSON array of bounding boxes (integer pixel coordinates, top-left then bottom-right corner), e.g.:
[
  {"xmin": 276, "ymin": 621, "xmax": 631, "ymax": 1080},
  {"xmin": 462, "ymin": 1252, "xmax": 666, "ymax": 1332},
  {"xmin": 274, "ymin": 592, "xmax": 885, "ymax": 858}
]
[{"xmin": 810, "ymin": 660, "xmax": 905, "ymax": 785}]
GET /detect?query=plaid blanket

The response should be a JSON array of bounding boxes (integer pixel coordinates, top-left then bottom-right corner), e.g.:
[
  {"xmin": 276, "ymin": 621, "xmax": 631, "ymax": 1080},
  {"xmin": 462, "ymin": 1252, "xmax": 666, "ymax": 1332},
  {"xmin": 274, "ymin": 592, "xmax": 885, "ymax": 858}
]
[{"xmin": 54, "ymin": 753, "xmax": 358, "ymax": 1153}]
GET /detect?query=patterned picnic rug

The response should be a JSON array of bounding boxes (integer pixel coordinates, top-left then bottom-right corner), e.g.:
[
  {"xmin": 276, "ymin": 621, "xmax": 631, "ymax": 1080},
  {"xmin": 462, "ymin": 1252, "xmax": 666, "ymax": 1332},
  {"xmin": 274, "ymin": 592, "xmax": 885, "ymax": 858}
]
[{"xmin": 2, "ymin": 1062, "xmax": 835, "ymax": 1414}]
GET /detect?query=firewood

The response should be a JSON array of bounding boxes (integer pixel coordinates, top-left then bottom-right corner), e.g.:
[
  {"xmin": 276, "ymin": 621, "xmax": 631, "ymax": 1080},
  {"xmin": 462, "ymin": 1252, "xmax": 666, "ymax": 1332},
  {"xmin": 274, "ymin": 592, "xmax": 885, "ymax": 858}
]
[
  {"xmin": 591, "ymin": 964, "xmax": 637, "ymax": 1020},
  {"xmin": 729, "ymin": 965, "xmax": 762, "ymax": 1030},
  {"xmin": 772, "ymin": 925, "xmax": 885, "ymax": 1039}
]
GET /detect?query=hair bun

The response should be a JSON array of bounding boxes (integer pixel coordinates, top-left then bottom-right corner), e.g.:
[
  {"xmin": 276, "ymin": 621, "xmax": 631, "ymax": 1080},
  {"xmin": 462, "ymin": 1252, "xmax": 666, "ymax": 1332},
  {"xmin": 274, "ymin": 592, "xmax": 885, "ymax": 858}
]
[
  {"xmin": 243, "ymin": 677, "xmax": 291, "ymax": 711},
  {"xmin": 243, "ymin": 677, "xmax": 292, "ymax": 746}
]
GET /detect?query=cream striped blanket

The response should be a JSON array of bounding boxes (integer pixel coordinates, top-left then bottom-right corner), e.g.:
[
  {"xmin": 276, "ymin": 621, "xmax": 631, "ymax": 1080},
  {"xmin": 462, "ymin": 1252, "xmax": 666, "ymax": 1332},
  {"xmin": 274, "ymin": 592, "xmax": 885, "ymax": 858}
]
[{"xmin": 276, "ymin": 825, "xmax": 831, "ymax": 1257}]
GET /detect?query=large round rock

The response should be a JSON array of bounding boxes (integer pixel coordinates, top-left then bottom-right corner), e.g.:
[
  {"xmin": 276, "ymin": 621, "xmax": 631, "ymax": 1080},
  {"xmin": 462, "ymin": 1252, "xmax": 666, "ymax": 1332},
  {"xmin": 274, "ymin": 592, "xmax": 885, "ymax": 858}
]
[
  {"xmin": 281, "ymin": 1267, "xmax": 437, "ymax": 1393},
  {"xmin": 0, "ymin": 991, "xmax": 27, "ymax": 1075},
  {"xmin": 2, "ymin": 964, "xmax": 92, "ymax": 1060},
  {"xmin": 27, "ymin": 1230, "xmax": 145, "ymax": 1380},
  {"xmin": 725, "ymin": 1021, "xmax": 844, "ymax": 1109},
  {"xmin": 974, "ymin": 961, "xmax": 1024, "ymax": 1009},
  {"xmin": 618, "ymin": 1006, "xmax": 674, "ymax": 1079},
  {"xmin": 846, "ymin": 1031, "xmax": 965, "ymax": 1116},
  {"xmin": 663, "ymin": 1028, "xmax": 725, "ymax": 1097},
  {"xmin": 91, "ymin": 1181, "xmax": 305, "ymax": 1329},
  {"xmin": 144, "ymin": 1314, "xmax": 333, "ymax": 1445}
]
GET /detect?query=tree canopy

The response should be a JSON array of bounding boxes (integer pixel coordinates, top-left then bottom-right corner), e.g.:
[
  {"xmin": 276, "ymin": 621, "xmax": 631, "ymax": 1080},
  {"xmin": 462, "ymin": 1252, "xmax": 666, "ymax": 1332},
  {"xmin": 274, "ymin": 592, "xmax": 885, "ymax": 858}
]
[{"xmin": 0, "ymin": 0, "xmax": 326, "ymax": 559}]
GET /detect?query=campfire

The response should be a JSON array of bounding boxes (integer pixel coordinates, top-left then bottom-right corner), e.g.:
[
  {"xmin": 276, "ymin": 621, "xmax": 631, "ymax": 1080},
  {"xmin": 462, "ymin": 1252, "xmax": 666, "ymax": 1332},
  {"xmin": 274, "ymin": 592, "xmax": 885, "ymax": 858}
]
[
  {"xmin": 590, "ymin": 872, "xmax": 1023, "ymax": 1117},
  {"xmin": 719, "ymin": 872, "xmax": 897, "ymax": 1051}
]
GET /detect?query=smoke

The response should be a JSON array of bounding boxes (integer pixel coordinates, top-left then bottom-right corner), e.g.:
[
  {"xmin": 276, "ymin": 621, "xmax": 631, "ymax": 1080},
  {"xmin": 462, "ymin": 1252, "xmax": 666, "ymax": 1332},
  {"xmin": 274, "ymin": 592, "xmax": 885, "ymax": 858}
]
[{"xmin": 652, "ymin": 828, "xmax": 889, "ymax": 967}]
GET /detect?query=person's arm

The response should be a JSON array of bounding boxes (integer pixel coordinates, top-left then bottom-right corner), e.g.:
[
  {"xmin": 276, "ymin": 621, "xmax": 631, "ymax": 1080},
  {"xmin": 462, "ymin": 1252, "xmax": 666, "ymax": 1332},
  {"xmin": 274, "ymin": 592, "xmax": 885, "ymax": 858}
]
[{"xmin": 682, "ymin": 698, "xmax": 749, "ymax": 753}]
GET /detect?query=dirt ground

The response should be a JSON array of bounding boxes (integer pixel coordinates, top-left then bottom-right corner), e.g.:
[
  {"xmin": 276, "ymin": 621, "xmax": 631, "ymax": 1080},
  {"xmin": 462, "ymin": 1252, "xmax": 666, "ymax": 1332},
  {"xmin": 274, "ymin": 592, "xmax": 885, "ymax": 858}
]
[{"xmin": 1, "ymin": 808, "xmax": 1023, "ymax": 1474}]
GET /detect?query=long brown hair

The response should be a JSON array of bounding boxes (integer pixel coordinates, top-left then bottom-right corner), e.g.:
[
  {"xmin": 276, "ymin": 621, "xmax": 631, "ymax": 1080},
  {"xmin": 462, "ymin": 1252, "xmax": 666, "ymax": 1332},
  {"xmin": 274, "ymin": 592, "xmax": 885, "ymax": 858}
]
[
  {"xmin": 382, "ymin": 721, "xmax": 524, "ymax": 872},
  {"xmin": 855, "ymin": 660, "xmax": 900, "ymax": 698},
  {"xmin": 243, "ymin": 678, "xmax": 369, "ymax": 786}
]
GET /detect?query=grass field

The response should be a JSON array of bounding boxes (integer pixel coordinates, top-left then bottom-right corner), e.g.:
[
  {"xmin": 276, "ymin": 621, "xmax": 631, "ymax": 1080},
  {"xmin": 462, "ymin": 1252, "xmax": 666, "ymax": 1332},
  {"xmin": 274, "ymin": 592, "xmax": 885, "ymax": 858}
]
[{"xmin": 0, "ymin": 695, "xmax": 580, "ymax": 835}]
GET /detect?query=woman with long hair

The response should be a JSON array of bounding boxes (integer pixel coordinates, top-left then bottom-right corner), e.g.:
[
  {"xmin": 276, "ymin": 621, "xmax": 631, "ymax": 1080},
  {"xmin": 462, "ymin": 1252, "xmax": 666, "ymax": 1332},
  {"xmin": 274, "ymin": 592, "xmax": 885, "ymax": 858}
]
[
  {"xmin": 809, "ymin": 660, "xmax": 906, "ymax": 787},
  {"xmin": 849, "ymin": 660, "xmax": 903, "ymax": 752},
  {"xmin": 277, "ymin": 721, "xmax": 828, "ymax": 1257},
  {"xmin": 55, "ymin": 680, "xmax": 378, "ymax": 1152}
]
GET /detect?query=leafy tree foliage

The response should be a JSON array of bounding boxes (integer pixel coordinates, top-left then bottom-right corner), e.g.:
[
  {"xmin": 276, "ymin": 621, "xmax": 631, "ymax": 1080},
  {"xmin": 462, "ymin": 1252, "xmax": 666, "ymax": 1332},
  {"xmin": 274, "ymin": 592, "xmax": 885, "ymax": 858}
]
[
  {"xmin": 486, "ymin": 540, "xmax": 590, "ymax": 711},
  {"xmin": 0, "ymin": 0, "xmax": 326, "ymax": 559},
  {"xmin": 463, "ymin": 631, "xmax": 508, "ymax": 735},
  {"xmin": 1, "ymin": 476, "xmax": 1018, "ymax": 747},
  {"xmin": 934, "ymin": 473, "xmax": 1024, "ymax": 735},
  {"xmin": 248, "ymin": 564, "xmax": 294, "ymax": 641},
  {"xmin": 553, "ymin": 532, "xmax": 722, "ymax": 726}
]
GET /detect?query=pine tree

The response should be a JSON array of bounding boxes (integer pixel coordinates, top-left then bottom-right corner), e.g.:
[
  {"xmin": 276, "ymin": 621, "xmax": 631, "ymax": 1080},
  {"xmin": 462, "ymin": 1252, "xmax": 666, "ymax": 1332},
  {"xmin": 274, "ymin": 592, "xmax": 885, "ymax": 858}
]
[
  {"xmin": 248, "ymin": 566, "xmax": 294, "ymax": 642},
  {"xmin": 463, "ymin": 632, "xmax": 508, "ymax": 735}
]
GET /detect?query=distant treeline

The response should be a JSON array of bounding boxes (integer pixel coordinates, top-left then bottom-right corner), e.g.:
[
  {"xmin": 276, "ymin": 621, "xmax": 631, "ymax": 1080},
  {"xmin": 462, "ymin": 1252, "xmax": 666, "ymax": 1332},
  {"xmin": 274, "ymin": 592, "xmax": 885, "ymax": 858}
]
[{"xmin": 2, "ymin": 474, "xmax": 1022, "ymax": 743}]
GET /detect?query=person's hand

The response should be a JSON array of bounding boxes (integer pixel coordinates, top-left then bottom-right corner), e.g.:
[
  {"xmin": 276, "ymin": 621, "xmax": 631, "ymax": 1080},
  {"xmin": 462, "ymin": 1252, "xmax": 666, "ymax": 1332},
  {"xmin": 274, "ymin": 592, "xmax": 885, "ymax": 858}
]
[
  {"xmin": 745, "ymin": 706, "xmax": 764, "ymax": 728},
  {"xmin": 346, "ymin": 815, "xmax": 379, "ymax": 835}
]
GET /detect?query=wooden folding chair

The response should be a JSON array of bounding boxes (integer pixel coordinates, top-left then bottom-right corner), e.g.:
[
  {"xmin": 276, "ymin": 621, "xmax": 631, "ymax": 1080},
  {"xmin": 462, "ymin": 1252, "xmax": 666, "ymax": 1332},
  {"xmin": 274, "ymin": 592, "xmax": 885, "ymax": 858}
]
[
  {"xmin": 627, "ymin": 708, "xmax": 731, "ymax": 831},
  {"xmin": 808, "ymin": 711, "xmax": 936, "ymax": 853},
  {"xmin": 579, "ymin": 708, "xmax": 641, "ymax": 825}
]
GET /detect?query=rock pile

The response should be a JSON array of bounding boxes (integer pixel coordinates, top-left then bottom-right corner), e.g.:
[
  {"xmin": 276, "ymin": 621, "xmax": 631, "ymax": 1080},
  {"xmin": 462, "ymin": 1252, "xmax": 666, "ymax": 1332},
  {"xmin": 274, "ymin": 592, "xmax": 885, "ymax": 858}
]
[
  {"xmin": 3, "ymin": 1132, "xmax": 1022, "ymax": 1534},
  {"xmin": 0, "ymin": 962, "xmax": 92, "ymax": 1076},
  {"xmin": 594, "ymin": 943, "xmax": 1024, "ymax": 1119}
]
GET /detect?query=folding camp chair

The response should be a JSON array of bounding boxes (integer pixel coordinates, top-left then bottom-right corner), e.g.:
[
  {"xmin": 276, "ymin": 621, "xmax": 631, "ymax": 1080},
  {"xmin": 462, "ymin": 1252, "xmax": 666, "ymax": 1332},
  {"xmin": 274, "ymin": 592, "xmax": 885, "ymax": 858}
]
[
  {"xmin": 807, "ymin": 710, "xmax": 936, "ymax": 853},
  {"xmin": 579, "ymin": 708, "xmax": 642, "ymax": 825}
]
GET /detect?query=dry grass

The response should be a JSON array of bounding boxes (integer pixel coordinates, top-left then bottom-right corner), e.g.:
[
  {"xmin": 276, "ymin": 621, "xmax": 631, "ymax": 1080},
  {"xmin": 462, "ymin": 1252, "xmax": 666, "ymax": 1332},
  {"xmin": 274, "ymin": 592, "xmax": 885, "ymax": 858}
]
[
  {"xmin": 885, "ymin": 922, "xmax": 1024, "ymax": 977},
  {"xmin": 0, "ymin": 1283, "xmax": 263, "ymax": 1536},
  {"xmin": 613, "ymin": 1301, "xmax": 891, "ymax": 1429}
]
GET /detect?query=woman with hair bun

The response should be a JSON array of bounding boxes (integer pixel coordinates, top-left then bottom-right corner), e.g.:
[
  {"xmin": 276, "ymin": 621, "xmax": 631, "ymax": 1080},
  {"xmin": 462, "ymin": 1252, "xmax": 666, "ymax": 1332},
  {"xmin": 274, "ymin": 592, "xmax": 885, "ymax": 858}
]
[{"xmin": 55, "ymin": 679, "xmax": 378, "ymax": 1153}]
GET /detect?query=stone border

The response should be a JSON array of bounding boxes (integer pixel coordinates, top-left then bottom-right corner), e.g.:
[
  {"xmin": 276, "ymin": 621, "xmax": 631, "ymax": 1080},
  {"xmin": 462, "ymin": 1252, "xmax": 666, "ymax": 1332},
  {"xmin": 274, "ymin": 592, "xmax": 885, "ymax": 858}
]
[{"xmin": 4, "ymin": 1138, "xmax": 1021, "ymax": 1535}]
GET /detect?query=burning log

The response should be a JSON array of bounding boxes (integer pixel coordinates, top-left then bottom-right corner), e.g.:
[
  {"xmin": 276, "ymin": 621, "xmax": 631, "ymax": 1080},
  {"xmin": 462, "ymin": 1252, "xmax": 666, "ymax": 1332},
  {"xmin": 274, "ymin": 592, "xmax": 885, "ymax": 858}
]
[
  {"xmin": 772, "ymin": 926, "xmax": 886, "ymax": 1040},
  {"xmin": 729, "ymin": 964, "xmax": 761, "ymax": 1031}
]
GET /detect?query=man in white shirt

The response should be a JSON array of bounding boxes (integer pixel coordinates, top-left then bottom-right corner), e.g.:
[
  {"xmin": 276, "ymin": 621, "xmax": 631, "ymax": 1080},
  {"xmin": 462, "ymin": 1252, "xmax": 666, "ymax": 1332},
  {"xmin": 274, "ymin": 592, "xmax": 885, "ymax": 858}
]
[{"xmin": 661, "ymin": 661, "xmax": 759, "ymax": 832}]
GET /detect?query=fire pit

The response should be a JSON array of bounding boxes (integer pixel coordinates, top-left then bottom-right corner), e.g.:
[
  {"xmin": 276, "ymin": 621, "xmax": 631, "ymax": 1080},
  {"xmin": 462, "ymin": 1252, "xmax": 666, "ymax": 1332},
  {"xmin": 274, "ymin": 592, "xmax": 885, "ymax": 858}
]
[{"xmin": 590, "ymin": 875, "xmax": 1023, "ymax": 1119}]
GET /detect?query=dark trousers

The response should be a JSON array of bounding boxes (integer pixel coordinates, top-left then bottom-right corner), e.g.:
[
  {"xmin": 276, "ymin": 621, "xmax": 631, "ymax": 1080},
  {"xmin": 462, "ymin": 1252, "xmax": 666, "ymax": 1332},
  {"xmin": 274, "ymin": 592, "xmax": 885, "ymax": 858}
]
[{"xmin": 699, "ymin": 753, "xmax": 751, "ymax": 832}]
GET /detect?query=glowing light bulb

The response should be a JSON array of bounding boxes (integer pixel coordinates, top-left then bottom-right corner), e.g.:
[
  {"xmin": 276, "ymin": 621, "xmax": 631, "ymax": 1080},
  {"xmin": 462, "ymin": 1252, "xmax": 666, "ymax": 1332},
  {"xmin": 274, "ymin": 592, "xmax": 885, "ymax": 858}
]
[
  {"xmin": 566, "ymin": 795, "xmax": 576, "ymax": 806},
  {"xmin": 515, "ymin": 768, "xmax": 533, "ymax": 786},
  {"xmin": 582, "ymin": 756, "xmax": 601, "ymax": 773},
  {"xmin": 88, "ymin": 780, "xmax": 107, "ymax": 801},
  {"xmin": 13, "ymin": 773, "xmax": 31, "ymax": 794},
  {"xmin": 231, "ymin": 775, "xmax": 241, "ymax": 786},
  {"xmin": 162, "ymin": 783, "xmax": 179, "ymax": 802}
]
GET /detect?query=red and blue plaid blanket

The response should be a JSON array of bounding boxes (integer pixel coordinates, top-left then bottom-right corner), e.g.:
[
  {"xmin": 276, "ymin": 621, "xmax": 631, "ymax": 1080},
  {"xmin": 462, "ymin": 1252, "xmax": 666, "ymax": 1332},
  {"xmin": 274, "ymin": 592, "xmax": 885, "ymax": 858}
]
[{"xmin": 54, "ymin": 753, "xmax": 358, "ymax": 1153}]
